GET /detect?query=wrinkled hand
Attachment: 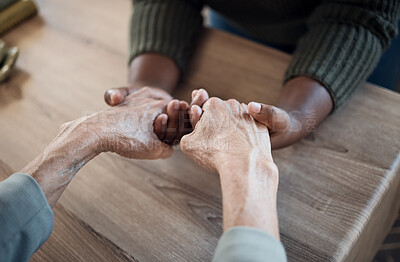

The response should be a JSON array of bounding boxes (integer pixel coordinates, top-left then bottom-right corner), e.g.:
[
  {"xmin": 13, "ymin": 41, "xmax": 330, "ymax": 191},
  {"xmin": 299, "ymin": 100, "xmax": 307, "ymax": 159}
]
[
  {"xmin": 247, "ymin": 102, "xmax": 300, "ymax": 149},
  {"xmin": 104, "ymin": 86, "xmax": 194, "ymax": 144},
  {"xmin": 188, "ymin": 88, "xmax": 209, "ymax": 127},
  {"xmin": 181, "ymin": 97, "xmax": 273, "ymax": 173},
  {"xmin": 88, "ymin": 87, "xmax": 173, "ymax": 159}
]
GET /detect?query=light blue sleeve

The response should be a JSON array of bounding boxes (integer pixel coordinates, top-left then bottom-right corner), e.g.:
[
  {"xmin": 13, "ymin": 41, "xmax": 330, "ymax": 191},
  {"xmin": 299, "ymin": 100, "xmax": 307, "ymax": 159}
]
[
  {"xmin": 212, "ymin": 226, "xmax": 287, "ymax": 262},
  {"xmin": 0, "ymin": 173, "xmax": 54, "ymax": 262}
]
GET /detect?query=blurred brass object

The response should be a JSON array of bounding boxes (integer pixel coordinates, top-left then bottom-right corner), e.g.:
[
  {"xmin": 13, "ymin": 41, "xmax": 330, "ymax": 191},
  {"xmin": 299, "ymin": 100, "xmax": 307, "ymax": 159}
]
[
  {"xmin": 0, "ymin": 46, "xmax": 19, "ymax": 83},
  {"xmin": 0, "ymin": 0, "xmax": 19, "ymax": 11},
  {"xmin": 0, "ymin": 40, "xmax": 6, "ymax": 60},
  {"xmin": 0, "ymin": 0, "xmax": 38, "ymax": 36}
]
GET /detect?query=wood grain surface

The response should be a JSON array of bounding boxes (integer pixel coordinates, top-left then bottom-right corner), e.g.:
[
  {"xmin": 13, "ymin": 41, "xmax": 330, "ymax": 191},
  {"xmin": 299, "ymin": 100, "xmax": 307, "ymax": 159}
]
[{"xmin": 0, "ymin": 0, "xmax": 399, "ymax": 261}]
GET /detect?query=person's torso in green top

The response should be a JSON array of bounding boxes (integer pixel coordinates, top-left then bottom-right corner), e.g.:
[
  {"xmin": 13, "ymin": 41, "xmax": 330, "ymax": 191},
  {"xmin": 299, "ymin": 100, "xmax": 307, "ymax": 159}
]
[{"xmin": 206, "ymin": 0, "xmax": 321, "ymax": 45}]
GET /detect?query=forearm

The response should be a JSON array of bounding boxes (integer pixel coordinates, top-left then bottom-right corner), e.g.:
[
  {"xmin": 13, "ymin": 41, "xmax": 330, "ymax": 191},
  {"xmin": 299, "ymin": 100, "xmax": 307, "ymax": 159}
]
[
  {"xmin": 272, "ymin": 76, "xmax": 333, "ymax": 149},
  {"xmin": 20, "ymin": 118, "xmax": 100, "ymax": 207},
  {"xmin": 129, "ymin": 0, "xmax": 203, "ymax": 92},
  {"xmin": 283, "ymin": 0, "xmax": 399, "ymax": 116},
  {"xmin": 217, "ymin": 153, "xmax": 280, "ymax": 239},
  {"xmin": 128, "ymin": 53, "xmax": 180, "ymax": 94}
]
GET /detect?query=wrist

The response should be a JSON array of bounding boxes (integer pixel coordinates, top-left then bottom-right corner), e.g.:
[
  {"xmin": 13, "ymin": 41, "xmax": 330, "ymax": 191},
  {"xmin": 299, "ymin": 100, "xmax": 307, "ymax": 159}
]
[
  {"xmin": 270, "ymin": 108, "xmax": 314, "ymax": 149},
  {"xmin": 277, "ymin": 76, "xmax": 332, "ymax": 135},
  {"xmin": 217, "ymin": 152, "xmax": 280, "ymax": 236},
  {"xmin": 128, "ymin": 53, "xmax": 180, "ymax": 93},
  {"xmin": 216, "ymin": 151, "xmax": 278, "ymax": 183},
  {"xmin": 75, "ymin": 113, "xmax": 114, "ymax": 155},
  {"xmin": 63, "ymin": 116, "xmax": 104, "ymax": 158},
  {"xmin": 20, "ymin": 118, "xmax": 101, "ymax": 207}
]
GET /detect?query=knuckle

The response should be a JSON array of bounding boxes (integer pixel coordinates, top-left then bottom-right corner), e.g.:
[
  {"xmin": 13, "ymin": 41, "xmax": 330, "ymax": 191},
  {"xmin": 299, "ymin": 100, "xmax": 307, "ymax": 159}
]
[
  {"xmin": 141, "ymin": 86, "xmax": 150, "ymax": 92},
  {"xmin": 198, "ymin": 89, "xmax": 207, "ymax": 98},
  {"xmin": 265, "ymin": 162, "xmax": 279, "ymax": 181},
  {"xmin": 269, "ymin": 107, "xmax": 277, "ymax": 118},
  {"xmin": 227, "ymin": 98, "xmax": 239, "ymax": 106},
  {"xmin": 59, "ymin": 121, "xmax": 72, "ymax": 132},
  {"xmin": 155, "ymin": 100, "xmax": 167, "ymax": 108},
  {"xmin": 205, "ymin": 97, "xmax": 221, "ymax": 108},
  {"xmin": 208, "ymin": 97, "xmax": 220, "ymax": 104}
]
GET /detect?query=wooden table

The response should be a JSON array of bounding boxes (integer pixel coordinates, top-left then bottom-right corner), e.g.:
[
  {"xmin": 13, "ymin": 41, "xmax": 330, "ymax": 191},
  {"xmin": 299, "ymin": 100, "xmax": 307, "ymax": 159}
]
[{"xmin": 1, "ymin": 0, "xmax": 399, "ymax": 261}]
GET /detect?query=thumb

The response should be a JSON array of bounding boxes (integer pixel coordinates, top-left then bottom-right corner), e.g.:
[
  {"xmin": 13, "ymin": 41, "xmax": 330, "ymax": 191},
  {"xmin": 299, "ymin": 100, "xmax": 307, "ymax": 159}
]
[
  {"xmin": 248, "ymin": 102, "xmax": 290, "ymax": 133},
  {"xmin": 104, "ymin": 87, "xmax": 131, "ymax": 106}
]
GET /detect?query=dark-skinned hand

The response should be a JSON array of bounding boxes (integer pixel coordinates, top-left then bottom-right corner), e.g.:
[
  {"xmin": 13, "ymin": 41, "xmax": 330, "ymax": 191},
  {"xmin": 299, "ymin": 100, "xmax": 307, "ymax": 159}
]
[{"xmin": 104, "ymin": 86, "xmax": 210, "ymax": 145}]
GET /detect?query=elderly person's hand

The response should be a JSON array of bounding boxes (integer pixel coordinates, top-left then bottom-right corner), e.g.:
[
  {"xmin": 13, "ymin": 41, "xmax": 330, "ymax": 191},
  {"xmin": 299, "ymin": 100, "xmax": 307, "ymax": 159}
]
[
  {"xmin": 104, "ymin": 86, "xmax": 211, "ymax": 146},
  {"xmin": 105, "ymin": 86, "xmax": 191, "ymax": 145},
  {"xmin": 21, "ymin": 87, "xmax": 173, "ymax": 207},
  {"xmin": 181, "ymin": 97, "xmax": 274, "ymax": 174},
  {"xmin": 180, "ymin": 95, "xmax": 280, "ymax": 238},
  {"xmin": 90, "ymin": 87, "xmax": 173, "ymax": 159}
]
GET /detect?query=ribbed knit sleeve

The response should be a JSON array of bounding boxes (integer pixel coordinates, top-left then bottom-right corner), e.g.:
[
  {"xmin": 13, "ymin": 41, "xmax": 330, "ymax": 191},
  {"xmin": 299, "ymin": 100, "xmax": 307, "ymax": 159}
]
[
  {"xmin": 130, "ymin": 0, "xmax": 204, "ymax": 71},
  {"xmin": 284, "ymin": 0, "xmax": 400, "ymax": 110}
]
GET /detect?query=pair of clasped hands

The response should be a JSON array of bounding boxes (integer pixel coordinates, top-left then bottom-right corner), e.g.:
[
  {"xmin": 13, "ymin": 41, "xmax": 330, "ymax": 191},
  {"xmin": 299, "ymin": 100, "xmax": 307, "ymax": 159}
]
[{"xmin": 99, "ymin": 86, "xmax": 284, "ymax": 173}]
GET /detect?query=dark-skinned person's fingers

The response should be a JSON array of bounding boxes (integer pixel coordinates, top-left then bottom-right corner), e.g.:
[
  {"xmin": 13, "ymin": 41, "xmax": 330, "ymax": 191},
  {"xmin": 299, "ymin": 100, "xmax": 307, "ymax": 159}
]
[
  {"xmin": 190, "ymin": 105, "xmax": 203, "ymax": 128},
  {"xmin": 179, "ymin": 100, "xmax": 189, "ymax": 111},
  {"xmin": 248, "ymin": 102, "xmax": 291, "ymax": 133},
  {"xmin": 154, "ymin": 113, "xmax": 168, "ymax": 141},
  {"xmin": 104, "ymin": 87, "xmax": 131, "ymax": 106},
  {"xmin": 191, "ymin": 88, "xmax": 209, "ymax": 107},
  {"xmin": 105, "ymin": 86, "xmax": 173, "ymax": 106},
  {"xmin": 163, "ymin": 99, "xmax": 180, "ymax": 144},
  {"xmin": 171, "ymin": 101, "xmax": 192, "ymax": 144}
]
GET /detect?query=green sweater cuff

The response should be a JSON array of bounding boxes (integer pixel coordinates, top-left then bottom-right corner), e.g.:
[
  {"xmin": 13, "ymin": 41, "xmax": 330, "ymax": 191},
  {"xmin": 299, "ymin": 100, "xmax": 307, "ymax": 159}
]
[
  {"xmin": 130, "ymin": 0, "xmax": 203, "ymax": 71},
  {"xmin": 212, "ymin": 226, "xmax": 287, "ymax": 262},
  {"xmin": 284, "ymin": 1, "xmax": 400, "ymax": 111}
]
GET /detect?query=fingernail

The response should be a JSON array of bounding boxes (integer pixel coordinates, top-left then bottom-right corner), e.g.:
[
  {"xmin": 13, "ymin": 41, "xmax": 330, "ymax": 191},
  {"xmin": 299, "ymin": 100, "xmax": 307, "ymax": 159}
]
[
  {"xmin": 249, "ymin": 102, "xmax": 261, "ymax": 113},
  {"xmin": 192, "ymin": 90, "xmax": 198, "ymax": 99},
  {"xmin": 107, "ymin": 90, "xmax": 117, "ymax": 102},
  {"xmin": 161, "ymin": 115, "xmax": 168, "ymax": 125},
  {"xmin": 174, "ymin": 100, "xmax": 180, "ymax": 110},
  {"xmin": 193, "ymin": 92, "xmax": 201, "ymax": 102},
  {"xmin": 191, "ymin": 105, "xmax": 202, "ymax": 115},
  {"xmin": 180, "ymin": 102, "xmax": 189, "ymax": 110}
]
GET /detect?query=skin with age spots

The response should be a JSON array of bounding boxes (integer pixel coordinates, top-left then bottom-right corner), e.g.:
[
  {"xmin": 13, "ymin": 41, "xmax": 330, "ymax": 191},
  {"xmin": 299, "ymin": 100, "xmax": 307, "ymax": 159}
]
[
  {"xmin": 181, "ymin": 97, "xmax": 273, "ymax": 173},
  {"xmin": 21, "ymin": 88, "xmax": 173, "ymax": 207},
  {"xmin": 57, "ymin": 159, "xmax": 85, "ymax": 177},
  {"xmin": 105, "ymin": 53, "xmax": 333, "ymax": 150},
  {"xmin": 18, "ymin": 86, "xmax": 281, "ymax": 246},
  {"xmin": 181, "ymin": 96, "xmax": 280, "ymax": 239},
  {"xmin": 105, "ymin": 86, "xmax": 191, "ymax": 145},
  {"xmin": 95, "ymin": 87, "xmax": 173, "ymax": 159}
]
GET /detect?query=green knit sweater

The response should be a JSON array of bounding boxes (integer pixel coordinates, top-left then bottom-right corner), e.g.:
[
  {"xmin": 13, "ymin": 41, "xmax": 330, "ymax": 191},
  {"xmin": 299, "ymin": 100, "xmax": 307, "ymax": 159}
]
[{"xmin": 130, "ymin": 0, "xmax": 400, "ymax": 110}]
